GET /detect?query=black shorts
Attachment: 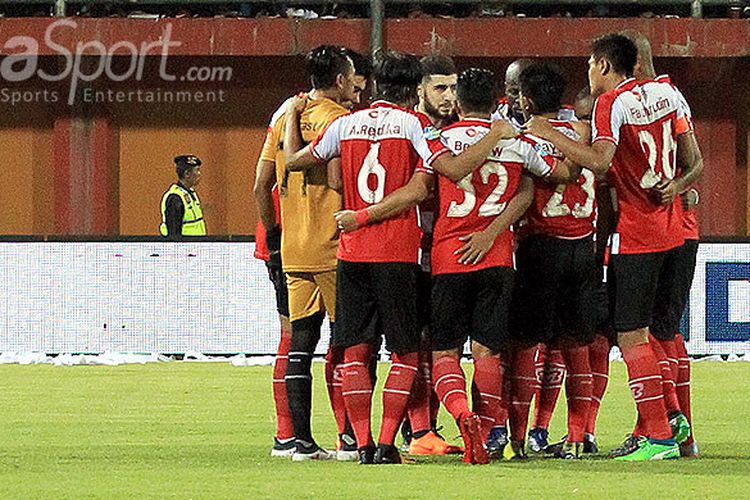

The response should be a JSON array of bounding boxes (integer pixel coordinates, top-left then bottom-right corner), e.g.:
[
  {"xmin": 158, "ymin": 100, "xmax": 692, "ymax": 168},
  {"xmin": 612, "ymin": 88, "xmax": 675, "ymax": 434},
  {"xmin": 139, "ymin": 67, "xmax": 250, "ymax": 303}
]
[
  {"xmin": 608, "ymin": 248, "xmax": 678, "ymax": 333},
  {"xmin": 333, "ymin": 260, "xmax": 421, "ymax": 355},
  {"xmin": 512, "ymin": 235, "xmax": 597, "ymax": 346},
  {"xmin": 650, "ymin": 240, "xmax": 699, "ymax": 341},
  {"xmin": 417, "ymin": 270, "xmax": 432, "ymax": 330},
  {"xmin": 265, "ymin": 261, "xmax": 290, "ymax": 318},
  {"xmin": 431, "ymin": 266, "xmax": 514, "ymax": 353}
]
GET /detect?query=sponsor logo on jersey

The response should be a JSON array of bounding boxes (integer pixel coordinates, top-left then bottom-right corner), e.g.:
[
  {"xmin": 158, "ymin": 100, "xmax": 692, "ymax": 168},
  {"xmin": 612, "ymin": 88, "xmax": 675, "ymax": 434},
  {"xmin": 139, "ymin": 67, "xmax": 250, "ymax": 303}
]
[{"xmin": 423, "ymin": 125, "xmax": 441, "ymax": 140}]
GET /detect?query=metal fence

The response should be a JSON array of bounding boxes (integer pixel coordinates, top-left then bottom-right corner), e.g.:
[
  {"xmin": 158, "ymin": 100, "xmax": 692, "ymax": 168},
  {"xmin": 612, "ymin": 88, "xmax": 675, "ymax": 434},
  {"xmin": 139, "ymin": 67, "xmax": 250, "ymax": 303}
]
[{"xmin": 0, "ymin": 1, "xmax": 745, "ymax": 19}]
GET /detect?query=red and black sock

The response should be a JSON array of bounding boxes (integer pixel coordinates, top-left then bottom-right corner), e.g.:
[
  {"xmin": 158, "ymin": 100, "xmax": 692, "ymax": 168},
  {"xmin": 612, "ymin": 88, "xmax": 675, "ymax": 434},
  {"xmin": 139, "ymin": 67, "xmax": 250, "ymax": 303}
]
[
  {"xmin": 473, "ymin": 355, "xmax": 505, "ymax": 438},
  {"xmin": 586, "ymin": 334, "xmax": 611, "ymax": 436},
  {"xmin": 325, "ymin": 345, "xmax": 347, "ymax": 436},
  {"xmin": 675, "ymin": 333, "xmax": 694, "ymax": 444},
  {"xmin": 407, "ymin": 349, "xmax": 433, "ymax": 437},
  {"xmin": 509, "ymin": 346, "xmax": 538, "ymax": 442},
  {"xmin": 273, "ymin": 327, "xmax": 294, "ymax": 441},
  {"xmin": 341, "ymin": 343, "xmax": 374, "ymax": 448},
  {"xmin": 433, "ymin": 355, "xmax": 470, "ymax": 421},
  {"xmin": 533, "ymin": 347, "xmax": 565, "ymax": 431},
  {"xmin": 649, "ymin": 333, "xmax": 680, "ymax": 414},
  {"xmin": 621, "ymin": 341, "xmax": 672, "ymax": 441},
  {"xmin": 379, "ymin": 352, "xmax": 419, "ymax": 446},
  {"xmin": 562, "ymin": 345, "xmax": 592, "ymax": 443}
]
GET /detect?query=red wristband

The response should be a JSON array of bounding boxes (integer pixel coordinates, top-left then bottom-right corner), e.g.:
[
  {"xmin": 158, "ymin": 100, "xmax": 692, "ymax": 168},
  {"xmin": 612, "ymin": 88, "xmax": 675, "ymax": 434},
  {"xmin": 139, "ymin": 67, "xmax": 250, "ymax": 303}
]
[{"xmin": 354, "ymin": 209, "xmax": 370, "ymax": 226}]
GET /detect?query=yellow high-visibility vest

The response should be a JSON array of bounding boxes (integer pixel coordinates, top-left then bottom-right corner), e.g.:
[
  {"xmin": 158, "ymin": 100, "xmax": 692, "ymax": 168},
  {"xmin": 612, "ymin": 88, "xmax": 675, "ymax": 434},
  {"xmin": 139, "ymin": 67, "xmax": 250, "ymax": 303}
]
[{"xmin": 159, "ymin": 183, "xmax": 206, "ymax": 236}]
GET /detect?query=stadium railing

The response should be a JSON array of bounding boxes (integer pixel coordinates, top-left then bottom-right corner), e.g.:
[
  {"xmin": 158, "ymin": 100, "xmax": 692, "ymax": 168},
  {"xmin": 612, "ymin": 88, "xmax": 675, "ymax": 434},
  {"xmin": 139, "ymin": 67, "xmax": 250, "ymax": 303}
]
[{"xmin": 0, "ymin": 1, "xmax": 744, "ymax": 19}]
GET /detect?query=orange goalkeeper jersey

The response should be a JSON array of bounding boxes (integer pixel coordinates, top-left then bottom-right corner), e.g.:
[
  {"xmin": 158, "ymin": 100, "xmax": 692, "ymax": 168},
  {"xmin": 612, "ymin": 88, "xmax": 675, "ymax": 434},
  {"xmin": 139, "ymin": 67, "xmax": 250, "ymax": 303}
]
[{"xmin": 260, "ymin": 95, "xmax": 348, "ymax": 272}]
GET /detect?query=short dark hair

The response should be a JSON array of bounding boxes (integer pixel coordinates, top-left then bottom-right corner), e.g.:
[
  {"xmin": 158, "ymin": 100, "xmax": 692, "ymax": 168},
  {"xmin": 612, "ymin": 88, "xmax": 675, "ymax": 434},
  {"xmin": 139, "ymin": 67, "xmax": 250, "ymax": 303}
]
[
  {"xmin": 456, "ymin": 67, "xmax": 497, "ymax": 115},
  {"xmin": 307, "ymin": 45, "xmax": 351, "ymax": 89},
  {"xmin": 373, "ymin": 51, "xmax": 424, "ymax": 104},
  {"xmin": 591, "ymin": 34, "xmax": 637, "ymax": 77},
  {"xmin": 420, "ymin": 54, "xmax": 456, "ymax": 81},
  {"xmin": 518, "ymin": 62, "xmax": 567, "ymax": 115},
  {"xmin": 345, "ymin": 49, "xmax": 372, "ymax": 79}
]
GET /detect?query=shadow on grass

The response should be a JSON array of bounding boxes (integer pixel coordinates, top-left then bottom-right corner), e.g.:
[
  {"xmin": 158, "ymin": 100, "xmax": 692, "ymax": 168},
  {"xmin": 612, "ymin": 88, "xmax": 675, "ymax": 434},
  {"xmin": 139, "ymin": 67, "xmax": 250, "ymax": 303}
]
[{"xmin": 405, "ymin": 452, "xmax": 750, "ymax": 476}]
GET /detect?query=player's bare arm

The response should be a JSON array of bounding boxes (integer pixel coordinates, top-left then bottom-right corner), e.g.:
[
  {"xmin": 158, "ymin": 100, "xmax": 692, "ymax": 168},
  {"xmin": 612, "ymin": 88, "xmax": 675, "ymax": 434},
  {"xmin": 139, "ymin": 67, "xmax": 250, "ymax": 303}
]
[
  {"xmin": 432, "ymin": 120, "xmax": 517, "ymax": 182},
  {"xmin": 524, "ymin": 116, "xmax": 615, "ymax": 175},
  {"xmin": 283, "ymin": 94, "xmax": 321, "ymax": 171},
  {"xmin": 544, "ymin": 121, "xmax": 591, "ymax": 184},
  {"xmin": 254, "ymin": 159, "xmax": 278, "ymax": 231},
  {"xmin": 654, "ymin": 131, "xmax": 704, "ymax": 206},
  {"xmin": 334, "ymin": 172, "xmax": 433, "ymax": 232},
  {"xmin": 327, "ymin": 157, "xmax": 343, "ymax": 193},
  {"xmin": 456, "ymin": 174, "xmax": 534, "ymax": 265}
]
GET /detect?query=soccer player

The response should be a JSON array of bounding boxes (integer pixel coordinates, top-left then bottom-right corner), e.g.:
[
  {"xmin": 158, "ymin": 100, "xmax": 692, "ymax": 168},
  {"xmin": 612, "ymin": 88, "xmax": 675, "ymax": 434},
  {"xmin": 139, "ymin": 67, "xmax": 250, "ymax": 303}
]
[
  {"xmin": 492, "ymin": 59, "xmax": 576, "ymax": 129},
  {"xmin": 428, "ymin": 67, "xmax": 550, "ymax": 464},
  {"xmin": 619, "ymin": 30, "xmax": 704, "ymax": 458},
  {"xmin": 284, "ymin": 51, "xmax": 516, "ymax": 464},
  {"xmin": 255, "ymin": 45, "xmax": 359, "ymax": 461},
  {"xmin": 252, "ymin": 181, "xmax": 294, "ymax": 457},
  {"xmin": 402, "ymin": 54, "xmax": 461, "ymax": 456},
  {"xmin": 512, "ymin": 62, "xmax": 596, "ymax": 459},
  {"xmin": 344, "ymin": 49, "xmax": 372, "ymax": 109},
  {"xmin": 525, "ymin": 34, "xmax": 703, "ymax": 461}
]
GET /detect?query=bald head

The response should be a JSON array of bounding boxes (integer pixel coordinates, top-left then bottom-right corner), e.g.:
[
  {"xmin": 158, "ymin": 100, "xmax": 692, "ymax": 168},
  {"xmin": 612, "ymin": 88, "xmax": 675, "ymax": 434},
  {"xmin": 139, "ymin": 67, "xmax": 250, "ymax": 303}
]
[
  {"xmin": 620, "ymin": 29, "xmax": 656, "ymax": 80},
  {"xmin": 504, "ymin": 59, "xmax": 533, "ymax": 123},
  {"xmin": 505, "ymin": 58, "xmax": 534, "ymax": 87}
]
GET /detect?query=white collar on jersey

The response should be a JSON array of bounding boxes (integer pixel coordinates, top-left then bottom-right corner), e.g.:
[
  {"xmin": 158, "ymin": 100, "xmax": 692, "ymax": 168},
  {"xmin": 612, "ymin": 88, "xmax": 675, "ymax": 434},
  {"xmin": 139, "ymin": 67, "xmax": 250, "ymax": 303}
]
[
  {"xmin": 615, "ymin": 77, "xmax": 636, "ymax": 90},
  {"xmin": 461, "ymin": 117, "xmax": 491, "ymax": 124}
]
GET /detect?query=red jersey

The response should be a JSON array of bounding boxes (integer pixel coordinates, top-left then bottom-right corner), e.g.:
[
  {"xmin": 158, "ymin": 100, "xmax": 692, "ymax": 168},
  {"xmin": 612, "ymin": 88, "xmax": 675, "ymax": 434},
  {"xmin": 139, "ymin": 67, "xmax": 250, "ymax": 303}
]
[
  {"xmin": 592, "ymin": 78, "xmax": 692, "ymax": 254},
  {"xmin": 520, "ymin": 120, "xmax": 597, "ymax": 240},
  {"xmin": 253, "ymin": 187, "xmax": 281, "ymax": 261},
  {"xmin": 432, "ymin": 118, "xmax": 557, "ymax": 275},
  {"xmin": 311, "ymin": 100, "xmax": 448, "ymax": 263},
  {"xmin": 655, "ymin": 74, "xmax": 700, "ymax": 241}
]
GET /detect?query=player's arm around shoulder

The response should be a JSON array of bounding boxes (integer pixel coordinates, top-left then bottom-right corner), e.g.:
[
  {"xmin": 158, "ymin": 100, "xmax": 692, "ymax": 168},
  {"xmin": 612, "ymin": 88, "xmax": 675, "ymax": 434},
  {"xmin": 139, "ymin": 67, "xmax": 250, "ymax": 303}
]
[
  {"xmin": 431, "ymin": 120, "xmax": 517, "ymax": 182},
  {"xmin": 335, "ymin": 172, "xmax": 434, "ymax": 232},
  {"xmin": 545, "ymin": 121, "xmax": 591, "ymax": 184},
  {"xmin": 283, "ymin": 94, "xmax": 324, "ymax": 171},
  {"xmin": 525, "ymin": 114, "xmax": 613, "ymax": 176},
  {"xmin": 653, "ymin": 130, "xmax": 704, "ymax": 206}
]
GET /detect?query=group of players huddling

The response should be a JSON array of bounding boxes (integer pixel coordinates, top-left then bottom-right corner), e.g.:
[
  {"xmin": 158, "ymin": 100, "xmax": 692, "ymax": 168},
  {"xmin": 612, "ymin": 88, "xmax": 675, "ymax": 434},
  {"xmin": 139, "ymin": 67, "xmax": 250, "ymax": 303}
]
[{"xmin": 253, "ymin": 30, "xmax": 703, "ymax": 464}]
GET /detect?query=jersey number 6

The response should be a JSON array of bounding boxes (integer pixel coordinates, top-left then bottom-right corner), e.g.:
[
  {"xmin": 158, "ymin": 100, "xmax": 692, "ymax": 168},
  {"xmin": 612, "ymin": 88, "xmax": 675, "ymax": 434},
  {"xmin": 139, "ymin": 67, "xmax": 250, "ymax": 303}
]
[{"xmin": 357, "ymin": 143, "xmax": 387, "ymax": 204}]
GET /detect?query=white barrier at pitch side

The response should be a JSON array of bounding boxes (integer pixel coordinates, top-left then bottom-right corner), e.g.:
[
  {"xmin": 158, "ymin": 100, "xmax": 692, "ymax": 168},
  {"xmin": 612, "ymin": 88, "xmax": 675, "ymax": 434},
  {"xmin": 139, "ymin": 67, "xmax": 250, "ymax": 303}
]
[{"xmin": 0, "ymin": 242, "xmax": 746, "ymax": 355}]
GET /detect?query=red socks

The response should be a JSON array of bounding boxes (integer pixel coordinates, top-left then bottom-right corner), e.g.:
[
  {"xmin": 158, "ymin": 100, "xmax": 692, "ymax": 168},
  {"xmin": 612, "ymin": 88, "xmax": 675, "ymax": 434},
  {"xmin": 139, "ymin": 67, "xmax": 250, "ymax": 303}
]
[
  {"xmin": 586, "ymin": 334, "xmax": 611, "ymax": 436},
  {"xmin": 407, "ymin": 350, "xmax": 433, "ymax": 435},
  {"xmin": 620, "ymin": 341, "xmax": 673, "ymax": 441},
  {"xmin": 532, "ymin": 347, "xmax": 565, "ymax": 430},
  {"xmin": 379, "ymin": 352, "xmax": 419, "ymax": 446},
  {"xmin": 473, "ymin": 355, "xmax": 505, "ymax": 437},
  {"xmin": 675, "ymin": 333, "xmax": 694, "ymax": 443},
  {"xmin": 341, "ymin": 343, "xmax": 375, "ymax": 448},
  {"xmin": 433, "ymin": 355, "xmax": 470, "ymax": 420},
  {"xmin": 509, "ymin": 346, "xmax": 538, "ymax": 442},
  {"xmin": 562, "ymin": 345, "xmax": 592, "ymax": 443},
  {"xmin": 325, "ymin": 345, "xmax": 347, "ymax": 435},
  {"xmin": 273, "ymin": 328, "xmax": 294, "ymax": 441},
  {"xmin": 649, "ymin": 333, "xmax": 680, "ymax": 413}
]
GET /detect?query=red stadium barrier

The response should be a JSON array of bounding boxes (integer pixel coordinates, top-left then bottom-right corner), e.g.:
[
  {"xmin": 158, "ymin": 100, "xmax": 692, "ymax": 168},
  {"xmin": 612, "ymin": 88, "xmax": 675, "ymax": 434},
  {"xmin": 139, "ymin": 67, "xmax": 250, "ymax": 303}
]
[{"xmin": 0, "ymin": 17, "xmax": 747, "ymax": 236}]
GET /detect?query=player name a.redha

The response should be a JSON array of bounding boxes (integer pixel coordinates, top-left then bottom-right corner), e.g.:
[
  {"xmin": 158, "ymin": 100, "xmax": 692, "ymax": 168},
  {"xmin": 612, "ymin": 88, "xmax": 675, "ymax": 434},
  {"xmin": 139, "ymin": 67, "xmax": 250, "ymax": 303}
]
[
  {"xmin": 629, "ymin": 97, "xmax": 670, "ymax": 120},
  {"xmin": 346, "ymin": 123, "xmax": 402, "ymax": 137}
]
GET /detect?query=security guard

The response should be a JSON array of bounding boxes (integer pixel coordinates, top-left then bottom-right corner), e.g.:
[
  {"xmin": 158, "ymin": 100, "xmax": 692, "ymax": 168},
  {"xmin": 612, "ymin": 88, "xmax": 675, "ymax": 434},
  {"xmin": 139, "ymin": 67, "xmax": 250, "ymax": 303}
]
[{"xmin": 159, "ymin": 155, "xmax": 207, "ymax": 237}]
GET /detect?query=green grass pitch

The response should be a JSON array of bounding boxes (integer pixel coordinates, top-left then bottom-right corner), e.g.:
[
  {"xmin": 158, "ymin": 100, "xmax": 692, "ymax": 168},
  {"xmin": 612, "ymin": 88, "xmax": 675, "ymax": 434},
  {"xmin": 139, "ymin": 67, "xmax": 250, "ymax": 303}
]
[{"xmin": 0, "ymin": 361, "xmax": 748, "ymax": 498}]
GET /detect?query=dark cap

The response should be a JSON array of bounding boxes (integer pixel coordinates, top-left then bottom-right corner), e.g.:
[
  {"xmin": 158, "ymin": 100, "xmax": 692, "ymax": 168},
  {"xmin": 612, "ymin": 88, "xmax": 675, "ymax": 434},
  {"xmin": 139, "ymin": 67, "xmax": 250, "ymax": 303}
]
[
  {"xmin": 174, "ymin": 155, "xmax": 201, "ymax": 178},
  {"xmin": 174, "ymin": 155, "xmax": 201, "ymax": 168}
]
